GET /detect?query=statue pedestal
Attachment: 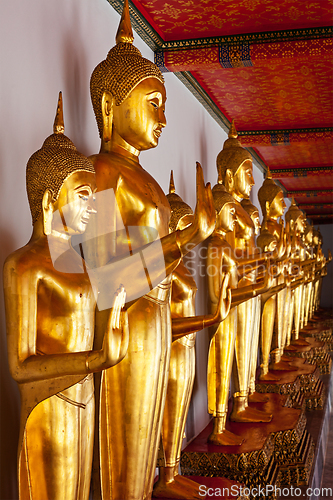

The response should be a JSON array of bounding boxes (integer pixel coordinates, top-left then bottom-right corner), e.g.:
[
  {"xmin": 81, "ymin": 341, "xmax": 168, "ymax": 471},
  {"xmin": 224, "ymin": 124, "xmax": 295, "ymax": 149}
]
[
  {"xmin": 284, "ymin": 337, "xmax": 331, "ymax": 375},
  {"xmin": 256, "ymin": 358, "xmax": 324, "ymax": 411},
  {"xmin": 180, "ymin": 393, "xmax": 312, "ymax": 491}
]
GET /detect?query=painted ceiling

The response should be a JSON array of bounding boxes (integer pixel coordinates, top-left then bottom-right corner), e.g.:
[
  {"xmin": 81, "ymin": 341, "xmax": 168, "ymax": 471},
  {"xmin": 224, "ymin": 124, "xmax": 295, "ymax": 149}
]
[{"xmin": 108, "ymin": 0, "xmax": 333, "ymax": 223}]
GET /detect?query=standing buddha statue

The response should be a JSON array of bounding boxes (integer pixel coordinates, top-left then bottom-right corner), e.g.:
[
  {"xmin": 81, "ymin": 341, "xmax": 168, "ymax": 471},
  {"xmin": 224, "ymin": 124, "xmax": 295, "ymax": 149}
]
[
  {"xmin": 217, "ymin": 121, "xmax": 272, "ymax": 423},
  {"xmin": 3, "ymin": 94, "xmax": 129, "ymax": 500},
  {"xmin": 257, "ymin": 168, "xmax": 293, "ymax": 372},
  {"xmin": 87, "ymin": 2, "xmax": 216, "ymax": 499}
]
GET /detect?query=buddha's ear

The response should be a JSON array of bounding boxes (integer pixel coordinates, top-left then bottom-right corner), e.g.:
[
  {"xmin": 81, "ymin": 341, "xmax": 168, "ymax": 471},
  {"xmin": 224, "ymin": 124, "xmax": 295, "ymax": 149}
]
[
  {"xmin": 101, "ymin": 91, "xmax": 114, "ymax": 143},
  {"xmin": 265, "ymin": 201, "xmax": 270, "ymax": 218},
  {"xmin": 225, "ymin": 169, "xmax": 234, "ymax": 192},
  {"xmin": 42, "ymin": 189, "xmax": 53, "ymax": 236}
]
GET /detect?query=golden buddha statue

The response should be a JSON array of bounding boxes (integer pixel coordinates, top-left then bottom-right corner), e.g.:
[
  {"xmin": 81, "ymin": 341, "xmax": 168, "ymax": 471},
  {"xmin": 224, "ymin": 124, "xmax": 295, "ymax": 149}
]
[
  {"xmin": 3, "ymin": 94, "xmax": 130, "ymax": 500},
  {"xmin": 285, "ymin": 198, "xmax": 308, "ymax": 345},
  {"xmin": 87, "ymin": 3, "xmax": 216, "ymax": 499},
  {"xmin": 154, "ymin": 172, "xmax": 231, "ymax": 499},
  {"xmin": 240, "ymin": 199, "xmax": 269, "ymax": 402},
  {"xmin": 216, "ymin": 121, "xmax": 272, "ymax": 423},
  {"xmin": 257, "ymin": 168, "xmax": 294, "ymax": 372}
]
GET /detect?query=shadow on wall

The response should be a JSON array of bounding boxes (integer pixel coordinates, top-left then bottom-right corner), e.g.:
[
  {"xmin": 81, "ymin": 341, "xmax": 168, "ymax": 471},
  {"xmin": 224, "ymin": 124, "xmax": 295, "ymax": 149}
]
[{"xmin": 1, "ymin": 227, "xmax": 20, "ymax": 500}]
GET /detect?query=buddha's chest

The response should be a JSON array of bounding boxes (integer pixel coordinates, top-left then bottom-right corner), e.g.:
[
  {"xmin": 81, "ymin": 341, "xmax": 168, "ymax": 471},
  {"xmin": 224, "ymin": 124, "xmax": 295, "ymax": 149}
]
[{"xmin": 36, "ymin": 270, "xmax": 95, "ymax": 354}]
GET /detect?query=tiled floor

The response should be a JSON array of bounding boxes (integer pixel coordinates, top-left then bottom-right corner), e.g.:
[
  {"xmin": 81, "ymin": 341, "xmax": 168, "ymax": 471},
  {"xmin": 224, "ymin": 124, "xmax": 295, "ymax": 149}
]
[{"xmin": 321, "ymin": 415, "xmax": 333, "ymax": 493}]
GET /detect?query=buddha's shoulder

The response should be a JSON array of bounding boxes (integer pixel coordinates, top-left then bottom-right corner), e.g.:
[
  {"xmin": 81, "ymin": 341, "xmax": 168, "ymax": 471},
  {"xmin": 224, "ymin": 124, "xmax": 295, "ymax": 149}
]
[{"xmin": 4, "ymin": 241, "xmax": 50, "ymax": 278}]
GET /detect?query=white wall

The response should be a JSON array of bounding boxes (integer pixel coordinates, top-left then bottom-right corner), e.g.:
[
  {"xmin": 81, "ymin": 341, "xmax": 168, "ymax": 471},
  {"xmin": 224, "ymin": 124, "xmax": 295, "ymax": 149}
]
[{"xmin": 0, "ymin": 0, "xmax": 314, "ymax": 497}]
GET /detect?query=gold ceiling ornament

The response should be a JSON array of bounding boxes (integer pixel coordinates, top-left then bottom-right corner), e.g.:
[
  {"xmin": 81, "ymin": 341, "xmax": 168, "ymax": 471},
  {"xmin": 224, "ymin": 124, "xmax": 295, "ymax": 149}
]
[
  {"xmin": 216, "ymin": 119, "xmax": 252, "ymax": 181},
  {"xmin": 167, "ymin": 170, "xmax": 193, "ymax": 232},
  {"xmin": 90, "ymin": 0, "xmax": 164, "ymax": 137},
  {"xmin": 26, "ymin": 92, "xmax": 94, "ymax": 224},
  {"xmin": 257, "ymin": 166, "xmax": 283, "ymax": 217}
]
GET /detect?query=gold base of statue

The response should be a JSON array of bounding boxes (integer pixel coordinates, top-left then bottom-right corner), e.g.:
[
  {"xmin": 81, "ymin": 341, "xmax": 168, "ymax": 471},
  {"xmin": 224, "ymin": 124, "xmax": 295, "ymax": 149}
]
[
  {"xmin": 276, "ymin": 430, "xmax": 314, "ymax": 486},
  {"xmin": 284, "ymin": 336, "xmax": 331, "ymax": 375},
  {"xmin": 180, "ymin": 393, "xmax": 309, "ymax": 491}
]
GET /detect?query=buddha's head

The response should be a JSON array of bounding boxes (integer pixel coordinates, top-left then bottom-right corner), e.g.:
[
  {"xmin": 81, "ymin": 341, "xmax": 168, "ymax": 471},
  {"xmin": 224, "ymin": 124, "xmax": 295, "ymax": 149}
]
[
  {"xmin": 167, "ymin": 171, "xmax": 193, "ymax": 232},
  {"xmin": 258, "ymin": 167, "xmax": 286, "ymax": 220},
  {"xmin": 241, "ymin": 199, "xmax": 261, "ymax": 235},
  {"xmin": 216, "ymin": 120, "xmax": 254, "ymax": 201},
  {"xmin": 304, "ymin": 221, "xmax": 313, "ymax": 245},
  {"xmin": 285, "ymin": 196, "xmax": 305, "ymax": 233},
  {"xmin": 90, "ymin": 0, "xmax": 166, "ymax": 154},
  {"xmin": 257, "ymin": 222, "xmax": 277, "ymax": 253},
  {"xmin": 212, "ymin": 180, "xmax": 237, "ymax": 234},
  {"xmin": 26, "ymin": 93, "xmax": 96, "ymax": 235}
]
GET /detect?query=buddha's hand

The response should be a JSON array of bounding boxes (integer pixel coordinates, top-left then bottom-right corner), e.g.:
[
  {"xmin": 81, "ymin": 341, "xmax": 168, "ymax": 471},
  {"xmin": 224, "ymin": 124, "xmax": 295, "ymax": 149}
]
[
  {"xmin": 214, "ymin": 272, "xmax": 231, "ymax": 322},
  {"xmin": 102, "ymin": 286, "xmax": 129, "ymax": 368},
  {"xmin": 177, "ymin": 163, "xmax": 215, "ymax": 253}
]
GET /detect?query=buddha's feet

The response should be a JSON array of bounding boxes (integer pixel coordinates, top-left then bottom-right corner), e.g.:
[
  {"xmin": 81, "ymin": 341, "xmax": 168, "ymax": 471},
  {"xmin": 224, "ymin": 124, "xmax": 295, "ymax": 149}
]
[
  {"xmin": 230, "ymin": 405, "xmax": 272, "ymax": 423},
  {"xmin": 208, "ymin": 428, "xmax": 244, "ymax": 446},
  {"xmin": 292, "ymin": 338, "xmax": 310, "ymax": 347},
  {"xmin": 248, "ymin": 391, "xmax": 269, "ymax": 403},
  {"xmin": 259, "ymin": 371, "xmax": 281, "ymax": 382},
  {"xmin": 153, "ymin": 476, "xmax": 203, "ymax": 499},
  {"xmin": 269, "ymin": 360, "xmax": 296, "ymax": 371}
]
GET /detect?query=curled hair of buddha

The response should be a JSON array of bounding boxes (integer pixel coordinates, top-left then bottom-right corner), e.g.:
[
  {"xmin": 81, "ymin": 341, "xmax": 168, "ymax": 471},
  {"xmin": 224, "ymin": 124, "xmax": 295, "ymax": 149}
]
[
  {"xmin": 241, "ymin": 198, "xmax": 259, "ymax": 219},
  {"xmin": 26, "ymin": 92, "xmax": 95, "ymax": 225},
  {"xmin": 90, "ymin": 0, "xmax": 164, "ymax": 138},
  {"xmin": 258, "ymin": 167, "xmax": 283, "ymax": 216},
  {"xmin": 285, "ymin": 196, "xmax": 303, "ymax": 228},
  {"xmin": 167, "ymin": 171, "xmax": 193, "ymax": 232},
  {"xmin": 212, "ymin": 175, "xmax": 235, "ymax": 214},
  {"xmin": 216, "ymin": 120, "xmax": 252, "ymax": 182},
  {"xmin": 257, "ymin": 222, "xmax": 277, "ymax": 252}
]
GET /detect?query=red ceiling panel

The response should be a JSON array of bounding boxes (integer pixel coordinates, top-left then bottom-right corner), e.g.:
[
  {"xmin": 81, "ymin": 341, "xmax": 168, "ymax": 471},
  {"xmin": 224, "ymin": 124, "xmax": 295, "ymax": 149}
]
[
  {"xmin": 251, "ymin": 142, "xmax": 333, "ymax": 169},
  {"xmin": 131, "ymin": 0, "xmax": 333, "ymax": 41},
  {"xmin": 277, "ymin": 175, "xmax": 333, "ymax": 191},
  {"xmin": 191, "ymin": 55, "xmax": 333, "ymax": 130}
]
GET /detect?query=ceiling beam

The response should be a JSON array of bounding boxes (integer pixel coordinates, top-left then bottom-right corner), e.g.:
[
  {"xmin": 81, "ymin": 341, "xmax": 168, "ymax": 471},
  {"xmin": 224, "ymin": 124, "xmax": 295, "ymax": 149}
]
[
  {"xmin": 270, "ymin": 167, "xmax": 333, "ymax": 179},
  {"xmin": 238, "ymin": 129, "xmax": 333, "ymax": 147},
  {"xmin": 287, "ymin": 190, "xmax": 333, "ymax": 198}
]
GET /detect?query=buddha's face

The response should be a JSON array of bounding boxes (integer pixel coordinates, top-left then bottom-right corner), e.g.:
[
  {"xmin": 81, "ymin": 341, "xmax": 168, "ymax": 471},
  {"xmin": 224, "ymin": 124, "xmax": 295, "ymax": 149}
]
[
  {"xmin": 295, "ymin": 214, "xmax": 306, "ymax": 233},
  {"xmin": 233, "ymin": 159, "xmax": 254, "ymax": 199},
  {"xmin": 113, "ymin": 77, "xmax": 166, "ymax": 151},
  {"xmin": 216, "ymin": 202, "xmax": 236, "ymax": 233},
  {"xmin": 269, "ymin": 191, "xmax": 286, "ymax": 218},
  {"xmin": 53, "ymin": 171, "xmax": 97, "ymax": 234}
]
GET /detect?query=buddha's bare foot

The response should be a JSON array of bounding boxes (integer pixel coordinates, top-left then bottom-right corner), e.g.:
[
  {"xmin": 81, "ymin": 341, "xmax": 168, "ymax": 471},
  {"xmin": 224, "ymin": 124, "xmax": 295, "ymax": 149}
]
[
  {"xmin": 208, "ymin": 428, "xmax": 244, "ymax": 446},
  {"xmin": 230, "ymin": 406, "xmax": 272, "ymax": 423},
  {"xmin": 153, "ymin": 476, "xmax": 203, "ymax": 499},
  {"xmin": 269, "ymin": 360, "xmax": 296, "ymax": 371},
  {"xmin": 259, "ymin": 371, "xmax": 281, "ymax": 382},
  {"xmin": 248, "ymin": 392, "xmax": 269, "ymax": 403},
  {"xmin": 284, "ymin": 344, "xmax": 298, "ymax": 351},
  {"xmin": 292, "ymin": 338, "xmax": 310, "ymax": 347}
]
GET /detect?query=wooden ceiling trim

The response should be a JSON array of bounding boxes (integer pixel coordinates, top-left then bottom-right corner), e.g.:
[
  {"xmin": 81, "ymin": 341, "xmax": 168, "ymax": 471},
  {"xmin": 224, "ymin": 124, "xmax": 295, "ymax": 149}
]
[{"xmin": 157, "ymin": 37, "xmax": 332, "ymax": 73}]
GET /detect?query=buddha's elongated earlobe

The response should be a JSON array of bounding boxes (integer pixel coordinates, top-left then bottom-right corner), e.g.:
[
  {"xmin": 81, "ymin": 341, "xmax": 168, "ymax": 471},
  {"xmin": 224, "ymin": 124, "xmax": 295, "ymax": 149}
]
[
  {"xmin": 102, "ymin": 91, "xmax": 114, "ymax": 143},
  {"xmin": 42, "ymin": 189, "xmax": 53, "ymax": 236}
]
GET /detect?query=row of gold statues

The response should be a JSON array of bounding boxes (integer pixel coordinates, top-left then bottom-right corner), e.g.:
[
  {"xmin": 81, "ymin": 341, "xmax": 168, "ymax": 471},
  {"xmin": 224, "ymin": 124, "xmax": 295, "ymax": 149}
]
[{"xmin": 3, "ymin": 1, "xmax": 330, "ymax": 499}]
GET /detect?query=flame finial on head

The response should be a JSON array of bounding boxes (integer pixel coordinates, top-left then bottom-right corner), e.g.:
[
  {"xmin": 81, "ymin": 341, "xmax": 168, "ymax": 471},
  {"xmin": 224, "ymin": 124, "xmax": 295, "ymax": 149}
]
[
  {"xmin": 169, "ymin": 170, "xmax": 175, "ymax": 194},
  {"xmin": 266, "ymin": 166, "xmax": 272, "ymax": 179},
  {"xmin": 116, "ymin": 0, "xmax": 134, "ymax": 45},
  {"xmin": 229, "ymin": 119, "xmax": 238, "ymax": 139},
  {"xmin": 53, "ymin": 92, "xmax": 64, "ymax": 135}
]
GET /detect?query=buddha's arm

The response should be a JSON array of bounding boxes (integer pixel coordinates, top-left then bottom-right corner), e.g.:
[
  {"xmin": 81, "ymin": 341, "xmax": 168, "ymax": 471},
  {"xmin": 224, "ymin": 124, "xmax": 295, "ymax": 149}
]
[
  {"xmin": 4, "ymin": 264, "xmax": 128, "ymax": 385},
  {"xmin": 172, "ymin": 273, "xmax": 231, "ymax": 340}
]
